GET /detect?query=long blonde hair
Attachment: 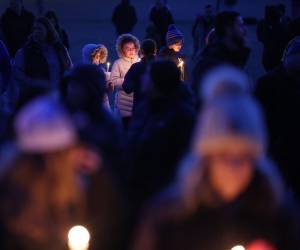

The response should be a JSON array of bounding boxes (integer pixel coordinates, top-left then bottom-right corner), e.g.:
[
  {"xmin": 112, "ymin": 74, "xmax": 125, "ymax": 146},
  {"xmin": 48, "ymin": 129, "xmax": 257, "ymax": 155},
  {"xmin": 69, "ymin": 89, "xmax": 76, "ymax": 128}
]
[{"xmin": 0, "ymin": 149, "xmax": 86, "ymax": 245}]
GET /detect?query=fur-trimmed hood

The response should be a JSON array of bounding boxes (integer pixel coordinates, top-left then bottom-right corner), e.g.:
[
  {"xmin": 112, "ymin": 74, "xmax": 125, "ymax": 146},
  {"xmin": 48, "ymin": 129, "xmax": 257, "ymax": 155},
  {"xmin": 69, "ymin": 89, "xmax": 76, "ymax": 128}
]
[
  {"xmin": 115, "ymin": 33, "xmax": 140, "ymax": 59},
  {"xmin": 82, "ymin": 44, "xmax": 108, "ymax": 64}
]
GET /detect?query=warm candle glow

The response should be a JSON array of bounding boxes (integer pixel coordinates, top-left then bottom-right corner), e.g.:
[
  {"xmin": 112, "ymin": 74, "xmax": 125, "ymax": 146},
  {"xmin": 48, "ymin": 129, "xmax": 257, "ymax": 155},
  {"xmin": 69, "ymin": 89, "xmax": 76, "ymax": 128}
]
[
  {"xmin": 231, "ymin": 245, "xmax": 246, "ymax": 250},
  {"xmin": 68, "ymin": 225, "xmax": 90, "ymax": 250},
  {"xmin": 106, "ymin": 62, "xmax": 110, "ymax": 72}
]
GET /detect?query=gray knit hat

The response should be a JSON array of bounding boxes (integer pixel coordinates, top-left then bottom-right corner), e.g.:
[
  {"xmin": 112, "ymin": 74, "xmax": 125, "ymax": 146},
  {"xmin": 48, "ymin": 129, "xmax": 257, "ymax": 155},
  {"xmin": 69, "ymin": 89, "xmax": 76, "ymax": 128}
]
[
  {"xmin": 166, "ymin": 24, "xmax": 184, "ymax": 46},
  {"xmin": 192, "ymin": 95, "xmax": 267, "ymax": 158}
]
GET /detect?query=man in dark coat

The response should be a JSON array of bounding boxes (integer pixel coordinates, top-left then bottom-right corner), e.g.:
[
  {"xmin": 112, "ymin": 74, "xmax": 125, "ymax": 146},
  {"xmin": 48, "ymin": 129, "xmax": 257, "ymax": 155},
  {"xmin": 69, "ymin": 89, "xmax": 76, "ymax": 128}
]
[
  {"xmin": 149, "ymin": 0, "xmax": 174, "ymax": 48},
  {"xmin": 257, "ymin": 5, "xmax": 289, "ymax": 72},
  {"xmin": 1, "ymin": 0, "xmax": 35, "ymax": 57},
  {"xmin": 126, "ymin": 60, "xmax": 196, "ymax": 216},
  {"xmin": 255, "ymin": 36, "xmax": 300, "ymax": 201},
  {"xmin": 112, "ymin": 0, "xmax": 137, "ymax": 36},
  {"xmin": 123, "ymin": 39, "xmax": 157, "ymax": 113},
  {"xmin": 192, "ymin": 11, "xmax": 250, "ymax": 108}
]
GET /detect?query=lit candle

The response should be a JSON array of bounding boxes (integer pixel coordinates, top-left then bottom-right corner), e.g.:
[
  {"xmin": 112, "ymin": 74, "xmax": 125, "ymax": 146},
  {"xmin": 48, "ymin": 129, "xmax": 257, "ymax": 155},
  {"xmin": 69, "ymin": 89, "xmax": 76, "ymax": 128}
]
[
  {"xmin": 68, "ymin": 225, "xmax": 90, "ymax": 250},
  {"xmin": 178, "ymin": 58, "xmax": 184, "ymax": 81},
  {"xmin": 231, "ymin": 245, "xmax": 246, "ymax": 250},
  {"xmin": 106, "ymin": 62, "xmax": 110, "ymax": 72}
]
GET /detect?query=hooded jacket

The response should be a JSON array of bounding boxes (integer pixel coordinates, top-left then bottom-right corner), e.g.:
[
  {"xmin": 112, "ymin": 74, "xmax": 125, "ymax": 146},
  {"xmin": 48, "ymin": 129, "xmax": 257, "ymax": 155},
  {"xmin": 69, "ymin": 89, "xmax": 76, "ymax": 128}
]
[{"xmin": 110, "ymin": 35, "xmax": 140, "ymax": 118}]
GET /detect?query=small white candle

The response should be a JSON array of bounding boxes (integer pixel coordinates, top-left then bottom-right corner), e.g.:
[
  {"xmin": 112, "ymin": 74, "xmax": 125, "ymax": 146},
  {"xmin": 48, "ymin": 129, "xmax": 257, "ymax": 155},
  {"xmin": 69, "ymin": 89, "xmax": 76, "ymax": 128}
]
[
  {"xmin": 178, "ymin": 58, "xmax": 184, "ymax": 80},
  {"xmin": 68, "ymin": 225, "xmax": 90, "ymax": 250},
  {"xmin": 106, "ymin": 62, "xmax": 110, "ymax": 72},
  {"xmin": 231, "ymin": 245, "xmax": 246, "ymax": 250}
]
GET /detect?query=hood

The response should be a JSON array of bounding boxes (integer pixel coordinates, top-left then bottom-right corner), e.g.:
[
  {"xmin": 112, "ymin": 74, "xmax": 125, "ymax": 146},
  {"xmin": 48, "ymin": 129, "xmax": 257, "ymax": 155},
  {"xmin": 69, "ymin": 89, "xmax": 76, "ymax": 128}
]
[
  {"xmin": 82, "ymin": 44, "xmax": 108, "ymax": 64},
  {"xmin": 116, "ymin": 33, "xmax": 140, "ymax": 58}
]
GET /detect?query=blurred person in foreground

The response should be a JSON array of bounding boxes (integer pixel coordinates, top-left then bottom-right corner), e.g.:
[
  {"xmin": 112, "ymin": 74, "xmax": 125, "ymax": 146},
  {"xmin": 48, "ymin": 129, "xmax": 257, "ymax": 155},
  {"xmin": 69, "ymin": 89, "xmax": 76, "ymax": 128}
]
[
  {"xmin": 133, "ymin": 93, "xmax": 300, "ymax": 250},
  {"xmin": 0, "ymin": 95, "xmax": 125, "ymax": 250},
  {"xmin": 255, "ymin": 36, "xmax": 300, "ymax": 201}
]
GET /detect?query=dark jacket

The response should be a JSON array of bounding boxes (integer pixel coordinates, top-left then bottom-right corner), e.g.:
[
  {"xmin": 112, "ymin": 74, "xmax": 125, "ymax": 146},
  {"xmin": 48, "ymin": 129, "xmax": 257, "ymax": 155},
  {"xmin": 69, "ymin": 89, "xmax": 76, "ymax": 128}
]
[
  {"xmin": 112, "ymin": 2, "xmax": 137, "ymax": 35},
  {"xmin": 1, "ymin": 7, "xmax": 35, "ymax": 57},
  {"xmin": 126, "ymin": 83, "xmax": 196, "ymax": 209},
  {"xmin": 123, "ymin": 56, "xmax": 155, "ymax": 112},
  {"xmin": 192, "ymin": 41, "xmax": 250, "ymax": 107},
  {"xmin": 23, "ymin": 41, "xmax": 70, "ymax": 80},
  {"xmin": 158, "ymin": 47, "xmax": 188, "ymax": 81},
  {"xmin": 149, "ymin": 6, "xmax": 174, "ymax": 47},
  {"xmin": 134, "ymin": 170, "xmax": 300, "ymax": 250},
  {"xmin": 255, "ymin": 65, "xmax": 300, "ymax": 200},
  {"xmin": 256, "ymin": 20, "xmax": 288, "ymax": 71}
]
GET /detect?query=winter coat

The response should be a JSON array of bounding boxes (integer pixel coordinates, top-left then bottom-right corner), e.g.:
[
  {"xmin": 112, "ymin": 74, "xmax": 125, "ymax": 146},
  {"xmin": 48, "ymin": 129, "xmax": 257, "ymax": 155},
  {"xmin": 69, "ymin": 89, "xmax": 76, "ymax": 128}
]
[
  {"xmin": 13, "ymin": 40, "xmax": 72, "ymax": 101},
  {"xmin": 192, "ymin": 41, "xmax": 250, "ymax": 108},
  {"xmin": 158, "ymin": 47, "xmax": 188, "ymax": 81},
  {"xmin": 112, "ymin": 2, "xmax": 137, "ymax": 35},
  {"xmin": 110, "ymin": 53, "xmax": 140, "ymax": 117},
  {"xmin": 123, "ymin": 56, "xmax": 155, "ymax": 113},
  {"xmin": 256, "ymin": 20, "xmax": 288, "ymax": 71},
  {"xmin": 133, "ymin": 165, "xmax": 300, "ymax": 250},
  {"xmin": 1, "ymin": 7, "xmax": 35, "ymax": 57},
  {"xmin": 149, "ymin": 6, "xmax": 174, "ymax": 47},
  {"xmin": 255, "ymin": 65, "xmax": 300, "ymax": 200},
  {"xmin": 126, "ymin": 83, "xmax": 196, "ymax": 212}
]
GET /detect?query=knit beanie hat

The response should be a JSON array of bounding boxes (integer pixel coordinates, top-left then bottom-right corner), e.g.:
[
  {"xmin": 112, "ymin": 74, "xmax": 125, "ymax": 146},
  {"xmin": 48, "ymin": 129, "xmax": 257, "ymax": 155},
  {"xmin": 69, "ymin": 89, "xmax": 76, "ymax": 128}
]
[
  {"xmin": 200, "ymin": 65, "xmax": 250, "ymax": 103},
  {"xmin": 166, "ymin": 24, "xmax": 184, "ymax": 46},
  {"xmin": 14, "ymin": 96, "xmax": 77, "ymax": 153},
  {"xmin": 282, "ymin": 36, "xmax": 300, "ymax": 61},
  {"xmin": 192, "ymin": 95, "xmax": 267, "ymax": 158}
]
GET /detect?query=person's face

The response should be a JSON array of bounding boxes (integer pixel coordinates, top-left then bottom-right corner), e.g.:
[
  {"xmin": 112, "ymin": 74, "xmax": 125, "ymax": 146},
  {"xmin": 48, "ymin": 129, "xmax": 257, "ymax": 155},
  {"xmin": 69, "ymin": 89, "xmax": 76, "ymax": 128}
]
[
  {"xmin": 32, "ymin": 22, "xmax": 47, "ymax": 43},
  {"xmin": 231, "ymin": 16, "xmax": 247, "ymax": 44},
  {"xmin": 208, "ymin": 149, "xmax": 254, "ymax": 202},
  {"xmin": 123, "ymin": 42, "xmax": 137, "ymax": 59},
  {"xmin": 9, "ymin": 0, "xmax": 22, "ymax": 14},
  {"xmin": 92, "ymin": 52, "xmax": 102, "ymax": 65},
  {"xmin": 169, "ymin": 41, "xmax": 183, "ymax": 52}
]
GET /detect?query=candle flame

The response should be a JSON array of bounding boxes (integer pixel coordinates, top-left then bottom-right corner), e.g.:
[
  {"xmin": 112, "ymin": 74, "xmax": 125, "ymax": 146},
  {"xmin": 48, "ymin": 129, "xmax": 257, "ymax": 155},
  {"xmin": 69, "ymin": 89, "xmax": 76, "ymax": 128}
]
[
  {"xmin": 231, "ymin": 245, "xmax": 246, "ymax": 250},
  {"xmin": 68, "ymin": 225, "xmax": 90, "ymax": 250}
]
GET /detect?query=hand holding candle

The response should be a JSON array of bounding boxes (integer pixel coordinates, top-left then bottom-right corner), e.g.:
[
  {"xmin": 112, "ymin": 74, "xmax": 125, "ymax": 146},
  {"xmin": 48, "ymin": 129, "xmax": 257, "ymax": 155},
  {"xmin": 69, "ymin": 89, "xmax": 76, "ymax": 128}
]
[{"xmin": 68, "ymin": 225, "xmax": 90, "ymax": 250}]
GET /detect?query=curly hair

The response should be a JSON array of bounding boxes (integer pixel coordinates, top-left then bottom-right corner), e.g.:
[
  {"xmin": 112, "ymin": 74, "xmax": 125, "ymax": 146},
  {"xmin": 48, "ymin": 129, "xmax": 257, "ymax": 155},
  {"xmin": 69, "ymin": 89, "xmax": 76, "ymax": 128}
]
[{"xmin": 91, "ymin": 45, "xmax": 108, "ymax": 64}]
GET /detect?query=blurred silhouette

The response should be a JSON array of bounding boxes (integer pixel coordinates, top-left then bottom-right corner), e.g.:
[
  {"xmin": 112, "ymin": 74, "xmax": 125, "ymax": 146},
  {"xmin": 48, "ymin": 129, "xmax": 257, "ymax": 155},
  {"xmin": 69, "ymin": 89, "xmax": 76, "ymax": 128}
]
[
  {"xmin": 255, "ymin": 36, "xmax": 300, "ymax": 201},
  {"xmin": 0, "ymin": 0, "xmax": 35, "ymax": 57},
  {"xmin": 112, "ymin": 0, "xmax": 137, "ymax": 36},
  {"xmin": 45, "ymin": 10, "xmax": 70, "ymax": 50},
  {"xmin": 192, "ymin": 4, "xmax": 215, "ymax": 58},
  {"xmin": 257, "ymin": 5, "xmax": 289, "ymax": 72},
  {"xmin": 149, "ymin": 0, "xmax": 174, "ymax": 48}
]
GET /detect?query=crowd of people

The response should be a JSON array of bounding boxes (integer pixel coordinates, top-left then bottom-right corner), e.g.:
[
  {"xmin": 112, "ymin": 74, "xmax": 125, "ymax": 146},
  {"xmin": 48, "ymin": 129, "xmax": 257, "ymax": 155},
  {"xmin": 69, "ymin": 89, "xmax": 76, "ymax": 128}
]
[{"xmin": 0, "ymin": 0, "xmax": 300, "ymax": 250}]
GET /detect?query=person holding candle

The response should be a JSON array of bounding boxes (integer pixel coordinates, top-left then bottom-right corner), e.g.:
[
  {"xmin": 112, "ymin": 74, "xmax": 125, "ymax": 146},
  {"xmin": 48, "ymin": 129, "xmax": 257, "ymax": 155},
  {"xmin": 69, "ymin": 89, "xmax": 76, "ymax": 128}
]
[
  {"xmin": 110, "ymin": 33, "xmax": 140, "ymax": 129},
  {"xmin": 81, "ymin": 43, "xmax": 111, "ymax": 110},
  {"xmin": 133, "ymin": 94, "xmax": 300, "ymax": 250},
  {"xmin": 158, "ymin": 24, "xmax": 188, "ymax": 81}
]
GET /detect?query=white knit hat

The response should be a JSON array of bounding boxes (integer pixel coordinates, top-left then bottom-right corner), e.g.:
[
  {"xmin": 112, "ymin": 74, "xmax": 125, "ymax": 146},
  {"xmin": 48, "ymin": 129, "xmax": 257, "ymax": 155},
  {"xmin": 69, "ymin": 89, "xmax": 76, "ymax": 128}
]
[
  {"xmin": 193, "ymin": 95, "xmax": 267, "ymax": 158},
  {"xmin": 14, "ymin": 96, "xmax": 77, "ymax": 153},
  {"xmin": 200, "ymin": 65, "xmax": 250, "ymax": 103}
]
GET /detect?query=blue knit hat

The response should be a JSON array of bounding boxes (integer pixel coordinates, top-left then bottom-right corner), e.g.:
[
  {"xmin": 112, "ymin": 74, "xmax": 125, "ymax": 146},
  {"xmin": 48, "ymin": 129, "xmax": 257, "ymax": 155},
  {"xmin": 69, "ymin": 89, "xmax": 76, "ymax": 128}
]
[{"xmin": 166, "ymin": 24, "xmax": 184, "ymax": 46}]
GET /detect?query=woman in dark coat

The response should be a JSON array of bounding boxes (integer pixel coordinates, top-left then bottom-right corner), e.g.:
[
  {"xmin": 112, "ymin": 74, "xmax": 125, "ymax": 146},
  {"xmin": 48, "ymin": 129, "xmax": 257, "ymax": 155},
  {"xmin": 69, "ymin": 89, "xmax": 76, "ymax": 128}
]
[
  {"xmin": 13, "ymin": 17, "xmax": 72, "ymax": 106},
  {"xmin": 133, "ymin": 94, "xmax": 300, "ymax": 250}
]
